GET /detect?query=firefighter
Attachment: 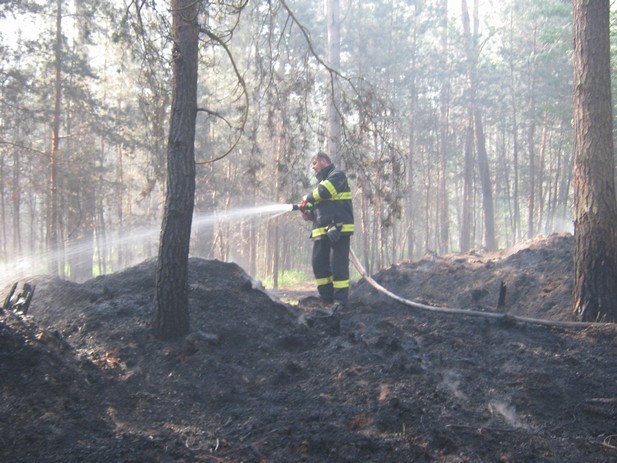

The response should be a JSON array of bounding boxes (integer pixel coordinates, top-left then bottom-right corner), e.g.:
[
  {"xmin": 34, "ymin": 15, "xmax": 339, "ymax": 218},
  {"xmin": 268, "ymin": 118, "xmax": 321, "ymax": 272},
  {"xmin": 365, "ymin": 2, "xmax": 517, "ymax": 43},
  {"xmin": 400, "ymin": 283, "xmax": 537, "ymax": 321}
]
[{"xmin": 299, "ymin": 152, "xmax": 354, "ymax": 311}]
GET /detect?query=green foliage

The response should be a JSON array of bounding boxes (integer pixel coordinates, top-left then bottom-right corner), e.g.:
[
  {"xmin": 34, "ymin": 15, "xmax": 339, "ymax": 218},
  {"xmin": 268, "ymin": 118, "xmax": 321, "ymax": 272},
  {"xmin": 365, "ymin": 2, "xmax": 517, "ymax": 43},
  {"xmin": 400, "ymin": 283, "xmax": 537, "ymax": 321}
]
[{"xmin": 261, "ymin": 269, "xmax": 311, "ymax": 289}]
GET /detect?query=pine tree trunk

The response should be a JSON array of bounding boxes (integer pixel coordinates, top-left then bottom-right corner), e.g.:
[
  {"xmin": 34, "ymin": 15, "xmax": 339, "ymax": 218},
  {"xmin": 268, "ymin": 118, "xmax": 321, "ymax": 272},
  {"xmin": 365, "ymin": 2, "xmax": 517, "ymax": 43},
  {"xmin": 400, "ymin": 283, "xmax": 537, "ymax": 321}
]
[
  {"xmin": 153, "ymin": 0, "xmax": 199, "ymax": 340},
  {"xmin": 115, "ymin": 142, "xmax": 124, "ymax": 269},
  {"xmin": 475, "ymin": 109, "xmax": 497, "ymax": 251},
  {"xmin": 12, "ymin": 147, "xmax": 21, "ymax": 257},
  {"xmin": 406, "ymin": 94, "xmax": 416, "ymax": 260},
  {"xmin": 460, "ymin": 0, "xmax": 496, "ymax": 251},
  {"xmin": 460, "ymin": 0, "xmax": 475, "ymax": 252},
  {"xmin": 271, "ymin": 116, "xmax": 284, "ymax": 289},
  {"xmin": 507, "ymin": 12, "xmax": 521, "ymax": 242},
  {"xmin": 573, "ymin": 0, "xmax": 617, "ymax": 322},
  {"xmin": 438, "ymin": 0, "xmax": 450, "ymax": 255},
  {"xmin": 49, "ymin": 0, "xmax": 62, "ymax": 276},
  {"xmin": 536, "ymin": 114, "xmax": 548, "ymax": 234},
  {"xmin": 460, "ymin": 117, "xmax": 473, "ymax": 252},
  {"xmin": 359, "ymin": 180, "xmax": 371, "ymax": 274},
  {"xmin": 326, "ymin": 0, "xmax": 341, "ymax": 164},
  {"xmin": 527, "ymin": 25, "xmax": 538, "ymax": 239},
  {"xmin": 0, "ymin": 158, "xmax": 6, "ymax": 259}
]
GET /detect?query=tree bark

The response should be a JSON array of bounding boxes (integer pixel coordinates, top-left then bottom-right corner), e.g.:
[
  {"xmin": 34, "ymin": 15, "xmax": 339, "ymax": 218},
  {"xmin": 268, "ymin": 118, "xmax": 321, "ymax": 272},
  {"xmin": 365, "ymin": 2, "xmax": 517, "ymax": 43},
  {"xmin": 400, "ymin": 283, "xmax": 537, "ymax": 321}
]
[
  {"xmin": 12, "ymin": 144, "xmax": 21, "ymax": 258},
  {"xmin": 115, "ymin": 142, "xmax": 124, "ymax": 269},
  {"xmin": 572, "ymin": 0, "xmax": 617, "ymax": 322},
  {"xmin": 536, "ymin": 114, "xmax": 548, "ymax": 234},
  {"xmin": 460, "ymin": 0, "xmax": 496, "ymax": 251},
  {"xmin": 460, "ymin": 0, "xmax": 475, "ymax": 252},
  {"xmin": 0, "ymin": 157, "xmax": 6, "ymax": 259},
  {"xmin": 527, "ymin": 25, "xmax": 538, "ymax": 239},
  {"xmin": 153, "ymin": 0, "xmax": 199, "ymax": 340},
  {"xmin": 271, "ymin": 114, "xmax": 284, "ymax": 289},
  {"xmin": 358, "ymin": 179, "xmax": 371, "ymax": 274},
  {"xmin": 507, "ymin": 11, "xmax": 521, "ymax": 242},
  {"xmin": 460, "ymin": 116, "xmax": 473, "ymax": 252},
  {"xmin": 438, "ymin": 0, "xmax": 450, "ymax": 255},
  {"xmin": 475, "ymin": 109, "xmax": 497, "ymax": 251},
  {"xmin": 406, "ymin": 4, "xmax": 418, "ymax": 260},
  {"xmin": 48, "ymin": 0, "xmax": 62, "ymax": 276},
  {"xmin": 326, "ymin": 0, "xmax": 341, "ymax": 165}
]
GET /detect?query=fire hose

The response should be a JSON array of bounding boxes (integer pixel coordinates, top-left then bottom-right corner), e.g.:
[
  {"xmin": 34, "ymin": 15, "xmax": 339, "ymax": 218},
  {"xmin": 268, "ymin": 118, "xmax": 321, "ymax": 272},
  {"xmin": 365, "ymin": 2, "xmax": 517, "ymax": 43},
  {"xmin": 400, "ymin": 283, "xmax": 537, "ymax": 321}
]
[
  {"xmin": 289, "ymin": 202, "xmax": 612, "ymax": 329},
  {"xmin": 348, "ymin": 248, "xmax": 615, "ymax": 329}
]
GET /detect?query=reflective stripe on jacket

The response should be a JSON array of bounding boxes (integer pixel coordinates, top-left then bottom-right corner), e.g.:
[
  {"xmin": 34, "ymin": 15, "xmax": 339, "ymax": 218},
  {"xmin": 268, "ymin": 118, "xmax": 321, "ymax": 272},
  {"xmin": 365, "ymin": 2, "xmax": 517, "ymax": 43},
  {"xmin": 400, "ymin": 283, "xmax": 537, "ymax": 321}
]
[{"xmin": 306, "ymin": 163, "xmax": 354, "ymax": 239}]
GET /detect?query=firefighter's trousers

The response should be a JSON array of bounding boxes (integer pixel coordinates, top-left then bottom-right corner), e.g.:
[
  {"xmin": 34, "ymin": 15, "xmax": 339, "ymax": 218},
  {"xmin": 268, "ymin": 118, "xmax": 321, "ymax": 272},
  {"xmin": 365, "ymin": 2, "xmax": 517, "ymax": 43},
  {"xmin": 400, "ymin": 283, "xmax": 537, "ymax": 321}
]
[{"xmin": 312, "ymin": 235, "xmax": 350, "ymax": 304}]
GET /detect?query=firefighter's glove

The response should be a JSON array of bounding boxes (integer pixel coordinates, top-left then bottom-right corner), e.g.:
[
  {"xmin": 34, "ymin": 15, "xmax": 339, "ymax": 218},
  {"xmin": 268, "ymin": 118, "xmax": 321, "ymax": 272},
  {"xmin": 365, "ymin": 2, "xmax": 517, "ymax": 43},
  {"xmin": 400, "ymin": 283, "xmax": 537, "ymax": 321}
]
[
  {"xmin": 299, "ymin": 197, "xmax": 313, "ymax": 213},
  {"xmin": 327, "ymin": 224, "xmax": 342, "ymax": 243}
]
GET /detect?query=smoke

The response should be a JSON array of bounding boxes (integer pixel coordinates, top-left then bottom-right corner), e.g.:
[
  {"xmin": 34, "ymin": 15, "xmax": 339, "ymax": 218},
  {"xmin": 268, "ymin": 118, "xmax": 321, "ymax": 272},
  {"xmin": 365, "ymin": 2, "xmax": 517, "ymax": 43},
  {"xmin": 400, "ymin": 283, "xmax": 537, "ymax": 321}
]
[
  {"xmin": 437, "ymin": 369, "xmax": 530, "ymax": 431},
  {"xmin": 543, "ymin": 215, "xmax": 574, "ymax": 235},
  {"xmin": 438, "ymin": 370, "xmax": 467, "ymax": 401},
  {"xmin": 488, "ymin": 399, "xmax": 529, "ymax": 430}
]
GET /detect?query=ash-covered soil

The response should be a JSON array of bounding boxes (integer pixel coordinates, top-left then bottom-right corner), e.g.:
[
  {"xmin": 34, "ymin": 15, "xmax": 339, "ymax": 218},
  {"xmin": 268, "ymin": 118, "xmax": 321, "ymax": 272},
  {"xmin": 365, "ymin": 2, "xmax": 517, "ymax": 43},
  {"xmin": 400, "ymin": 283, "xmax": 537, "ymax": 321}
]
[{"xmin": 2, "ymin": 232, "xmax": 617, "ymax": 462}]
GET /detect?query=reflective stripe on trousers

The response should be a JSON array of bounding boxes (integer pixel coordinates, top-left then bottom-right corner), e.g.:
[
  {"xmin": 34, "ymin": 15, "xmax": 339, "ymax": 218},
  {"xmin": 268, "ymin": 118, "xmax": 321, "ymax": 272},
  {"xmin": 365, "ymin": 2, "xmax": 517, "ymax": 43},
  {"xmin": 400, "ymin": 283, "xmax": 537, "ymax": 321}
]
[{"xmin": 312, "ymin": 235, "xmax": 351, "ymax": 304}]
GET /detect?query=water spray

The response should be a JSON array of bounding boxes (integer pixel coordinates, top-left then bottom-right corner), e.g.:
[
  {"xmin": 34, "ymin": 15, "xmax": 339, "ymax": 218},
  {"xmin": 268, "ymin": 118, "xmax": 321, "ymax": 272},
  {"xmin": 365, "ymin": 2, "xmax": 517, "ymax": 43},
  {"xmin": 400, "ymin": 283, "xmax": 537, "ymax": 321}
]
[
  {"xmin": 289, "ymin": 199, "xmax": 313, "ymax": 213},
  {"xmin": 0, "ymin": 203, "xmax": 301, "ymax": 290}
]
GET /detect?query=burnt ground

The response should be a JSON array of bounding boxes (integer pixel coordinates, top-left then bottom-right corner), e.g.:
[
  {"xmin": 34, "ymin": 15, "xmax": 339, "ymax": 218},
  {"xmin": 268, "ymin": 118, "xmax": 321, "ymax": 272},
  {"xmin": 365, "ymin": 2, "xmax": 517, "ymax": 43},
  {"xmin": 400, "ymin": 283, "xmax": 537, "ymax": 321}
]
[{"xmin": 1, "ymin": 232, "xmax": 617, "ymax": 462}]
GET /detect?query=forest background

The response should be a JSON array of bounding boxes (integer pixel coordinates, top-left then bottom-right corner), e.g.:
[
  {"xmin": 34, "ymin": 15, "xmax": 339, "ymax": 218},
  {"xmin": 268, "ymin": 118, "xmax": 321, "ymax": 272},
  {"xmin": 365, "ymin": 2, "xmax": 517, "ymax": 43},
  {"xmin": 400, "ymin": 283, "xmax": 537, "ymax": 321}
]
[{"xmin": 0, "ymin": 0, "xmax": 608, "ymax": 289}]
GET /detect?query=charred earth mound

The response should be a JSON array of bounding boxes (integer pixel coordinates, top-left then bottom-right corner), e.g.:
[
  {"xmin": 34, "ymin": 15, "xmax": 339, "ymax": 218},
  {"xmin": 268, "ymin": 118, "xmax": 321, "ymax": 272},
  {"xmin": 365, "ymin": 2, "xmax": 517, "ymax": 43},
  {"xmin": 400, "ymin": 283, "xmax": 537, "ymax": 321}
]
[
  {"xmin": 2, "ymin": 233, "xmax": 617, "ymax": 462},
  {"xmin": 352, "ymin": 232, "xmax": 575, "ymax": 321}
]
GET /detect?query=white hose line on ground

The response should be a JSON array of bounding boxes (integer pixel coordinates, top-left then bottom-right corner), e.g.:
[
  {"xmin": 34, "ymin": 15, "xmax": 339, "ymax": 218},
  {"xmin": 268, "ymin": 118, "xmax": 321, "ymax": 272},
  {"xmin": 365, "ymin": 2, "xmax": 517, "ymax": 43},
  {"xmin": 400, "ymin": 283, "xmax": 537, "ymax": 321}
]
[{"xmin": 349, "ymin": 247, "xmax": 615, "ymax": 329}]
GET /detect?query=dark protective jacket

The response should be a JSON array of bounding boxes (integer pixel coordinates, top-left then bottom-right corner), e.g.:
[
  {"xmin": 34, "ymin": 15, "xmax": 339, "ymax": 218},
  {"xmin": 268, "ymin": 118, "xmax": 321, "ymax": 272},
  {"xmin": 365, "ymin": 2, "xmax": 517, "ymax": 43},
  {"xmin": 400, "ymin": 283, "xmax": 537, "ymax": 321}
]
[{"xmin": 306, "ymin": 163, "xmax": 354, "ymax": 239}]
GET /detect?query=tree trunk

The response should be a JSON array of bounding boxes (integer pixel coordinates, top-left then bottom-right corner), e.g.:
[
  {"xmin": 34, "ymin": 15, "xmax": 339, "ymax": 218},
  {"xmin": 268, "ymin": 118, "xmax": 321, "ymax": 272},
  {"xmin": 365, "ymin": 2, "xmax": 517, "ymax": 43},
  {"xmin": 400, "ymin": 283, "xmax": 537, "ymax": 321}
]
[
  {"xmin": 460, "ymin": 113, "xmax": 473, "ymax": 252},
  {"xmin": 424, "ymin": 160, "xmax": 432, "ymax": 252},
  {"xmin": 474, "ymin": 109, "xmax": 497, "ymax": 251},
  {"xmin": 359, "ymin": 179, "xmax": 371, "ymax": 274},
  {"xmin": 460, "ymin": 0, "xmax": 475, "ymax": 252},
  {"xmin": 461, "ymin": 0, "xmax": 496, "ymax": 252},
  {"xmin": 12, "ymin": 147, "xmax": 21, "ymax": 258},
  {"xmin": 116, "ymin": 142, "xmax": 124, "ymax": 269},
  {"xmin": 546, "ymin": 124, "xmax": 564, "ymax": 233},
  {"xmin": 48, "ymin": 0, "xmax": 62, "ymax": 276},
  {"xmin": 0, "ymin": 156, "xmax": 6, "ymax": 259},
  {"xmin": 326, "ymin": 0, "xmax": 341, "ymax": 165},
  {"xmin": 573, "ymin": 0, "xmax": 617, "ymax": 322},
  {"xmin": 527, "ymin": 25, "xmax": 538, "ymax": 239},
  {"xmin": 536, "ymin": 114, "xmax": 548, "ymax": 234},
  {"xmin": 497, "ymin": 125, "xmax": 514, "ymax": 246},
  {"xmin": 438, "ymin": 0, "xmax": 450, "ymax": 255},
  {"xmin": 271, "ymin": 115, "xmax": 284, "ymax": 289},
  {"xmin": 527, "ymin": 119, "xmax": 536, "ymax": 238},
  {"xmin": 507, "ymin": 11, "xmax": 520, "ymax": 242},
  {"xmin": 406, "ymin": 91, "xmax": 416, "ymax": 260},
  {"xmin": 153, "ymin": 0, "xmax": 199, "ymax": 340}
]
